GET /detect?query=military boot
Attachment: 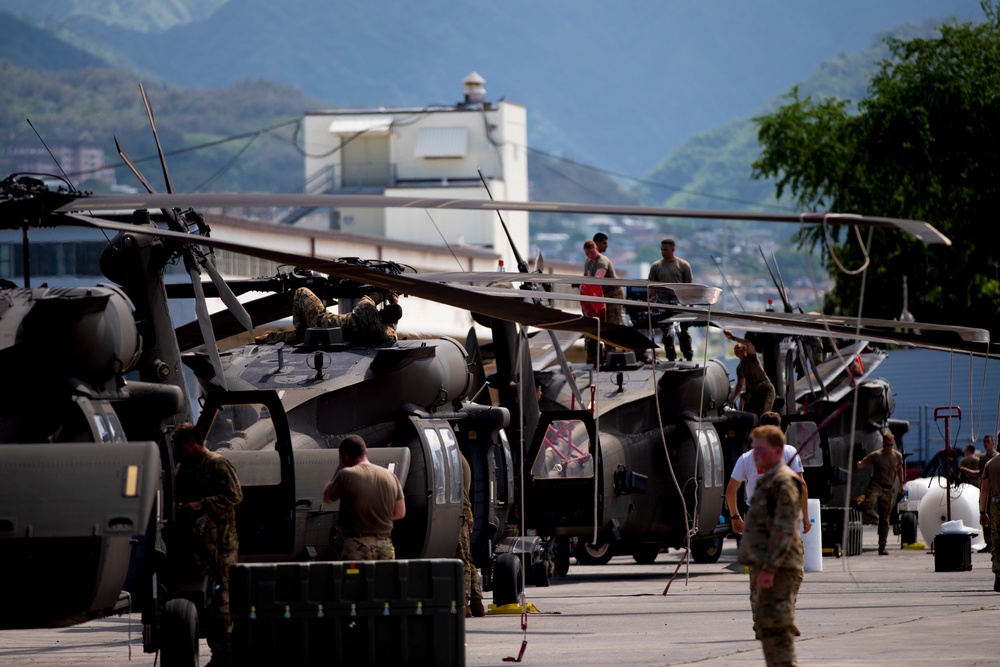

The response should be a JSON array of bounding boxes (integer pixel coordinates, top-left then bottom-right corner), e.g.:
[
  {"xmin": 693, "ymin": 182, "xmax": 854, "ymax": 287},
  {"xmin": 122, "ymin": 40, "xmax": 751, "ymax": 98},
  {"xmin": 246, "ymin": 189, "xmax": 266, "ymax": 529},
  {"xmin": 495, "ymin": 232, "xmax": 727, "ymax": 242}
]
[{"xmin": 470, "ymin": 597, "xmax": 486, "ymax": 617}]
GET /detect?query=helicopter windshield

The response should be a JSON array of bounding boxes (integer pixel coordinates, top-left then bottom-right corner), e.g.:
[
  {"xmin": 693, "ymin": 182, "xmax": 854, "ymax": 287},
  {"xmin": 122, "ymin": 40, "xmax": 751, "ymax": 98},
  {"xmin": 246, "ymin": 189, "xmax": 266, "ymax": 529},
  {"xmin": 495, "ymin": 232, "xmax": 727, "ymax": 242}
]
[
  {"xmin": 786, "ymin": 421, "xmax": 823, "ymax": 467},
  {"xmin": 531, "ymin": 419, "xmax": 594, "ymax": 479},
  {"xmin": 204, "ymin": 403, "xmax": 275, "ymax": 453}
]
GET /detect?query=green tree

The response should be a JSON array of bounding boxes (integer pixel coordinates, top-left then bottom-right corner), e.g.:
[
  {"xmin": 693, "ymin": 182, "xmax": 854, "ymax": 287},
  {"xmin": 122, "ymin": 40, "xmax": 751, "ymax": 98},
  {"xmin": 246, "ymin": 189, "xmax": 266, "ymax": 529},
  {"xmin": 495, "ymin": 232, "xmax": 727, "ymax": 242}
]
[{"xmin": 752, "ymin": 2, "xmax": 1000, "ymax": 343}]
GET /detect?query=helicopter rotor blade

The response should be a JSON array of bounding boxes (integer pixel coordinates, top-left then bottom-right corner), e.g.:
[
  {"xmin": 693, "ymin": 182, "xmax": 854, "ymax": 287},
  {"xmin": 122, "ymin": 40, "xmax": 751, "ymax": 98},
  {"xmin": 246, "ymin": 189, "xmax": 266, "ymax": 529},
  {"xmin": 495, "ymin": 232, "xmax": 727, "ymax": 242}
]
[
  {"xmin": 187, "ymin": 264, "xmax": 228, "ymax": 388},
  {"xmin": 199, "ymin": 256, "xmax": 255, "ymax": 339},
  {"xmin": 176, "ymin": 292, "xmax": 292, "ymax": 350},
  {"xmin": 58, "ymin": 213, "xmax": 991, "ymax": 357},
  {"xmin": 49, "ymin": 192, "xmax": 951, "ymax": 245},
  {"xmin": 663, "ymin": 307, "xmax": 993, "ymax": 357},
  {"xmin": 65, "ymin": 214, "xmax": 655, "ymax": 352}
]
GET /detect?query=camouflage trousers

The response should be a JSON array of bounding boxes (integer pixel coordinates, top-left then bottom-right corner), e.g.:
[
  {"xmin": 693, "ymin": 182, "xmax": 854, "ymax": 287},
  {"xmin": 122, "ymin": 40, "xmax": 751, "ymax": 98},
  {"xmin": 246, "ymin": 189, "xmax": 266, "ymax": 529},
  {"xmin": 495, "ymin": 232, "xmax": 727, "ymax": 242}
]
[
  {"xmin": 660, "ymin": 322, "xmax": 693, "ymax": 361},
  {"xmin": 455, "ymin": 506, "xmax": 483, "ymax": 604},
  {"xmin": 337, "ymin": 534, "xmax": 396, "ymax": 561},
  {"xmin": 190, "ymin": 554, "xmax": 235, "ymax": 665},
  {"xmin": 749, "ymin": 566, "xmax": 802, "ymax": 667},
  {"xmin": 989, "ymin": 499, "xmax": 1000, "ymax": 574},
  {"xmin": 863, "ymin": 483, "xmax": 896, "ymax": 548}
]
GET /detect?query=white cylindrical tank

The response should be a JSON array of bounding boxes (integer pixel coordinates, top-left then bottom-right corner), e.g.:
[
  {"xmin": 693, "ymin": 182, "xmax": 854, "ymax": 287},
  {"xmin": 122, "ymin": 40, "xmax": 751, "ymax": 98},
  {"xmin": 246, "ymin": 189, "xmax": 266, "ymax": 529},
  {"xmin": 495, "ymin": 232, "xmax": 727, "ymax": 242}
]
[
  {"xmin": 916, "ymin": 479, "xmax": 982, "ymax": 548},
  {"xmin": 802, "ymin": 499, "xmax": 822, "ymax": 572}
]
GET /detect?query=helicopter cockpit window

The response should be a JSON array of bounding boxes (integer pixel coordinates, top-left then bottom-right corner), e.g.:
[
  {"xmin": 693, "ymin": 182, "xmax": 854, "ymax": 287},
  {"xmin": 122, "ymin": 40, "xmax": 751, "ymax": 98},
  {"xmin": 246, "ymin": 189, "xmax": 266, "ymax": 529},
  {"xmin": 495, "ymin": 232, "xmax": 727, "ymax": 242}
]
[
  {"xmin": 424, "ymin": 428, "xmax": 448, "ymax": 505},
  {"xmin": 203, "ymin": 404, "xmax": 275, "ymax": 452},
  {"xmin": 786, "ymin": 422, "xmax": 823, "ymax": 467},
  {"xmin": 439, "ymin": 427, "xmax": 463, "ymax": 504},
  {"xmin": 93, "ymin": 412, "xmax": 126, "ymax": 443},
  {"xmin": 531, "ymin": 420, "xmax": 594, "ymax": 479}
]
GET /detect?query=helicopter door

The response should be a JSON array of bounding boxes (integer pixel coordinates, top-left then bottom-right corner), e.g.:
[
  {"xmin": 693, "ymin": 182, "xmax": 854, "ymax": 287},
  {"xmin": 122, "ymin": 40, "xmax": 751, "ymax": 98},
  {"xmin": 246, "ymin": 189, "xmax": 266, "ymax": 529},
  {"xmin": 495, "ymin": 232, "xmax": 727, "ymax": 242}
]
[
  {"xmin": 524, "ymin": 411, "xmax": 600, "ymax": 529},
  {"xmin": 785, "ymin": 416, "xmax": 834, "ymax": 504},
  {"xmin": 197, "ymin": 390, "xmax": 295, "ymax": 557},
  {"xmin": 410, "ymin": 418, "xmax": 465, "ymax": 557}
]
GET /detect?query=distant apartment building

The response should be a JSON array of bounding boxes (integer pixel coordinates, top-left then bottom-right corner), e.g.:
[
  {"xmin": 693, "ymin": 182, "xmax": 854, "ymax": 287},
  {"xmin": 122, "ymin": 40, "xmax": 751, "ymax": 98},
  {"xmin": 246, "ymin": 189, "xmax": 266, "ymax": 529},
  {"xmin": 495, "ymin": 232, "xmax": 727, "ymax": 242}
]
[
  {"xmin": 298, "ymin": 72, "xmax": 528, "ymax": 265},
  {"xmin": 2, "ymin": 132, "xmax": 116, "ymax": 188}
]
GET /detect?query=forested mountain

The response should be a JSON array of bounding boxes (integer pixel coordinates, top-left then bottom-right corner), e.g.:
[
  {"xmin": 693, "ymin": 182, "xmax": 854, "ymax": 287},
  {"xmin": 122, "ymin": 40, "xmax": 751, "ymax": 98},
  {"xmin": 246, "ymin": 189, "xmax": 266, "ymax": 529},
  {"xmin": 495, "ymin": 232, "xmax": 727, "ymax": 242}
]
[
  {"xmin": 0, "ymin": 1, "xmax": 981, "ymax": 178},
  {"xmin": 640, "ymin": 19, "xmax": 946, "ymax": 210}
]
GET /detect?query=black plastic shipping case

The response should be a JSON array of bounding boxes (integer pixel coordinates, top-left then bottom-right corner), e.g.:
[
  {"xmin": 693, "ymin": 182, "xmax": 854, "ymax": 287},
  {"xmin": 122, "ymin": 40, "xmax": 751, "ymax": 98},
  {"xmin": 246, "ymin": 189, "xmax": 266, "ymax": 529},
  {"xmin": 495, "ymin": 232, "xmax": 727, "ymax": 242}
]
[
  {"xmin": 230, "ymin": 559, "xmax": 465, "ymax": 667},
  {"xmin": 934, "ymin": 533, "xmax": 973, "ymax": 572},
  {"xmin": 821, "ymin": 507, "xmax": 863, "ymax": 557}
]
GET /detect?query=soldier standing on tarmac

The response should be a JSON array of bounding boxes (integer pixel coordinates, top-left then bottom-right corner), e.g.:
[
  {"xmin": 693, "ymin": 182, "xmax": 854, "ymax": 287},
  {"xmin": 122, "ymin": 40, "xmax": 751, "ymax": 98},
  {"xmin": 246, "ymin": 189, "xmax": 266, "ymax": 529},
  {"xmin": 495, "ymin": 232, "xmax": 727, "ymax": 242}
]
[
  {"xmin": 979, "ymin": 452, "xmax": 1000, "ymax": 592},
  {"xmin": 738, "ymin": 425, "xmax": 804, "ymax": 667},
  {"xmin": 172, "ymin": 423, "xmax": 243, "ymax": 667},
  {"xmin": 856, "ymin": 432, "xmax": 905, "ymax": 555}
]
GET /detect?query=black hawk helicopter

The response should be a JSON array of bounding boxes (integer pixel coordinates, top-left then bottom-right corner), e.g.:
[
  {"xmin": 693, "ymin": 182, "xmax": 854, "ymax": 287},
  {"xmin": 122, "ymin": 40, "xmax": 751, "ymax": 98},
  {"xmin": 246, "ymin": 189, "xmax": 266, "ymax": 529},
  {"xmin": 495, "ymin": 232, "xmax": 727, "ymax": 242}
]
[{"xmin": 0, "ymin": 95, "xmax": 992, "ymax": 665}]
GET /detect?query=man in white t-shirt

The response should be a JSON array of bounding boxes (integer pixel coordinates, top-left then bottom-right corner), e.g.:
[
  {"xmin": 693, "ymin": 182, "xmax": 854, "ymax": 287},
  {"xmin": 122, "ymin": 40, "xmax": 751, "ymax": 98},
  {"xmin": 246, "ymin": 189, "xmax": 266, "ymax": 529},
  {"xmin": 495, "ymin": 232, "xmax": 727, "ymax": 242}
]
[{"xmin": 726, "ymin": 412, "xmax": 811, "ymax": 535}]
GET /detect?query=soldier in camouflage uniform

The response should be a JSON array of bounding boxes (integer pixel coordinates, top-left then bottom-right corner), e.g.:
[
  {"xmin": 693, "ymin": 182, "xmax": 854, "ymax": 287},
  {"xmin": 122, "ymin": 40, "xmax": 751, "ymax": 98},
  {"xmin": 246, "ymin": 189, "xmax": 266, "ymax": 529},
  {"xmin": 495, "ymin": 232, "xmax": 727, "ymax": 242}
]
[
  {"xmin": 255, "ymin": 286, "xmax": 401, "ymax": 346},
  {"xmin": 738, "ymin": 425, "xmax": 804, "ymax": 667},
  {"xmin": 172, "ymin": 423, "xmax": 243, "ymax": 667},
  {"xmin": 856, "ymin": 432, "xmax": 905, "ymax": 555},
  {"xmin": 323, "ymin": 435, "xmax": 405, "ymax": 560},
  {"xmin": 455, "ymin": 452, "xmax": 485, "ymax": 617},
  {"xmin": 979, "ymin": 453, "xmax": 1000, "ymax": 591}
]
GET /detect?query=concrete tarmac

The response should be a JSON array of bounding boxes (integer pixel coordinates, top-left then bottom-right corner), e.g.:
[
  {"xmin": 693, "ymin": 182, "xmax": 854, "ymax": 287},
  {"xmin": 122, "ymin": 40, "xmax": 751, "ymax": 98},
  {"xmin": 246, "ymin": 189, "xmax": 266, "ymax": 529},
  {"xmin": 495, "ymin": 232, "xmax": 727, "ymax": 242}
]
[{"xmin": 2, "ymin": 526, "xmax": 996, "ymax": 666}]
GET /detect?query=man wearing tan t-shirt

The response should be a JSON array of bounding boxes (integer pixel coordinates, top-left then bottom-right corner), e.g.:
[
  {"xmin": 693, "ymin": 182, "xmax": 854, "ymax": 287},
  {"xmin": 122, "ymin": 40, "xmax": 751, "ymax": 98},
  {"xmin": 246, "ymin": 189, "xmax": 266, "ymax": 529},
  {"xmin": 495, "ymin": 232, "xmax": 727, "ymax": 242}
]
[
  {"xmin": 323, "ymin": 435, "xmax": 405, "ymax": 560},
  {"xmin": 856, "ymin": 432, "xmax": 905, "ymax": 555}
]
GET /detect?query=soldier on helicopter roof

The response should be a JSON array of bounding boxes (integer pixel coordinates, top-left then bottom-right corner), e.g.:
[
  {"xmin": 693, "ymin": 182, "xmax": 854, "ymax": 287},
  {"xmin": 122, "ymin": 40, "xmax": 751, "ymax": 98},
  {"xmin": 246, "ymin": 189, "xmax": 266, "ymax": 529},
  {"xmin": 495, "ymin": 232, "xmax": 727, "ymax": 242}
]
[{"xmin": 256, "ymin": 286, "xmax": 402, "ymax": 346}]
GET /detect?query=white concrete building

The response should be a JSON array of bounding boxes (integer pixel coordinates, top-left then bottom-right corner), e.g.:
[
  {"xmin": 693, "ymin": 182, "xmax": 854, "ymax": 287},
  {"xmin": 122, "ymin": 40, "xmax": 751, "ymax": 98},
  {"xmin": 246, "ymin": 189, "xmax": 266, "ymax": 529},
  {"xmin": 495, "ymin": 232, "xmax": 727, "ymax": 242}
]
[{"xmin": 299, "ymin": 72, "xmax": 528, "ymax": 267}]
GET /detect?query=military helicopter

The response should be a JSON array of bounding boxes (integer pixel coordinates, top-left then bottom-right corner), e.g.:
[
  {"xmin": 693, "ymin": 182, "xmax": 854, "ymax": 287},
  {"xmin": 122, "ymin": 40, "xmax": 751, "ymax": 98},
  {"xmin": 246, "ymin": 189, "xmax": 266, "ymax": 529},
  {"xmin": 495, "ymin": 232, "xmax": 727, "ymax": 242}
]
[{"xmin": 0, "ymin": 97, "xmax": 993, "ymax": 666}]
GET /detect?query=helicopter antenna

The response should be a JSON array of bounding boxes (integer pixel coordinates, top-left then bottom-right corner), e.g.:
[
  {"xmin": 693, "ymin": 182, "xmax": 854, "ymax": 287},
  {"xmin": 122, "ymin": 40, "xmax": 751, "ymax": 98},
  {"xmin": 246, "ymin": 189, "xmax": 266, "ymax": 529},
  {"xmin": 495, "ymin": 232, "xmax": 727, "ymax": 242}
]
[
  {"xmin": 478, "ymin": 168, "xmax": 529, "ymax": 273},
  {"xmin": 140, "ymin": 83, "xmax": 176, "ymax": 195},
  {"xmin": 26, "ymin": 119, "xmax": 75, "ymax": 190},
  {"xmin": 710, "ymin": 255, "xmax": 745, "ymax": 311},
  {"xmin": 771, "ymin": 250, "xmax": 793, "ymax": 312},
  {"xmin": 115, "ymin": 136, "xmax": 158, "ymax": 195},
  {"xmin": 759, "ymin": 245, "xmax": 792, "ymax": 312}
]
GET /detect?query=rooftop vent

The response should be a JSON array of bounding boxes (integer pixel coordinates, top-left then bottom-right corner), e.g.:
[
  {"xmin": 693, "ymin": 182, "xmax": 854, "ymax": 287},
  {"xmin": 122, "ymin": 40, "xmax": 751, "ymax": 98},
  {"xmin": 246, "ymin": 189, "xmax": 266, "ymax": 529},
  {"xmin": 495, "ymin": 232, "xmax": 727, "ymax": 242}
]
[{"xmin": 461, "ymin": 71, "xmax": 487, "ymax": 107}]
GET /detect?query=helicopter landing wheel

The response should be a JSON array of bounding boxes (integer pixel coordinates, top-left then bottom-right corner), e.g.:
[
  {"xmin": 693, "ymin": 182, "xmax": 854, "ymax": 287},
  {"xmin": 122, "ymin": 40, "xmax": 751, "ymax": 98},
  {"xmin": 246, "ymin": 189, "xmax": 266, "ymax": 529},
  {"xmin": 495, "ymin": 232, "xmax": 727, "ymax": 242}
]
[
  {"xmin": 575, "ymin": 541, "xmax": 615, "ymax": 566},
  {"xmin": 492, "ymin": 552, "xmax": 524, "ymax": 607},
  {"xmin": 900, "ymin": 512, "xmax": 918, "ymax": 546},
  {"xmin": 632, "ymin": 545, "xmax": 661, "ymax": 565},
  {"xmin": 160, "ymin": 598, "xmax": 199, "ymax": 667},
  {"xmin": 690, "ymin": 536, "xmax": 724, "ymax": 564}
]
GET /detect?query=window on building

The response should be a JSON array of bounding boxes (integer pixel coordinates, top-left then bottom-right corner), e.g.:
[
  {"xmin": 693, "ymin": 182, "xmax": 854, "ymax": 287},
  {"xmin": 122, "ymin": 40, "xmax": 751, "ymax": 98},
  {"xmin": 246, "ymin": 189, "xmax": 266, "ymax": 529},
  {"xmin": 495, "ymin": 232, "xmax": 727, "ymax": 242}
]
[{"xmin": 414, "ymin": 127, "xmax": 469, "ymax": 159}]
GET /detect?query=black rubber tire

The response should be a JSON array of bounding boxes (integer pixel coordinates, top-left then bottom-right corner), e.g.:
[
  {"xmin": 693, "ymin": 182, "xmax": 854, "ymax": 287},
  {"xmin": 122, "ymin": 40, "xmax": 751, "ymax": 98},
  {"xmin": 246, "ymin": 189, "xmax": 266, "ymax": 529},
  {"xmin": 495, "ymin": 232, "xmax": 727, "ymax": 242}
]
[
  {"xmin": 575, "ymin": 542, "xmax": 614, "ymax": 566},
  {"xmin": 901, "ymin": 512, "xmax": 918, "ymax": 545},
  {"xmin": 553, "ymin": 537, "xmax": 571, "ymax": 577},
  {"xmin": 690, "ymin": 536, "xmax": 724, "ymax": 564},
  {"xmin": 632, "ymin": 545, "xmax": 661, "ymax": 565},
  {"xmin": 160, "ymin": 598, "xmax": 199, "ymax": 667},
  {"xmin": 530, "ymin": 560, "xmax": 550, "ymax": 587},
  {"xmin": 492, "ymin": 552, "xmax": 524, "ymax": 607}
]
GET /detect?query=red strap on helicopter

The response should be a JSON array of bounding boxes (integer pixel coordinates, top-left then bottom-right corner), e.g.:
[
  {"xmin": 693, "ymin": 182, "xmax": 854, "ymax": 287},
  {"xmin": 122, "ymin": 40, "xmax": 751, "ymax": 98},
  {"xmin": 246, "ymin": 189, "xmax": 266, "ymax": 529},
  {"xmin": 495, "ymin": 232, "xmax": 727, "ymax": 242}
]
[
  {"xmin": 503, "ymin": 640, "xmax": 528, "ymax": 662},
  {"xmin": 502, "ymin": 610, "xmax": 529, "ymax": 662},
  {"xmin": 661, "ymin": 548, "xmax": 690, "ymax": 596}
]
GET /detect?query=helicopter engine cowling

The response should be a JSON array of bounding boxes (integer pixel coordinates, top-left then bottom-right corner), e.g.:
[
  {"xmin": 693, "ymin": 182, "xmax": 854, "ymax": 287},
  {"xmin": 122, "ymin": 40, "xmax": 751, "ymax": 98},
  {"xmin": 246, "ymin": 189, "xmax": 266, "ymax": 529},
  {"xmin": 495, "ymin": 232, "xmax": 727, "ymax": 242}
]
[
  {"xmin": 1, "ymin": 286, "xmax": 141, "ymax": 390},
  {"xmin": 656, "ymin": 360, "xmax": 730, "ymax": 417},
  {"xmin": 420, "ymin": 336, "xmax": 474, "ymax": 408}
]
